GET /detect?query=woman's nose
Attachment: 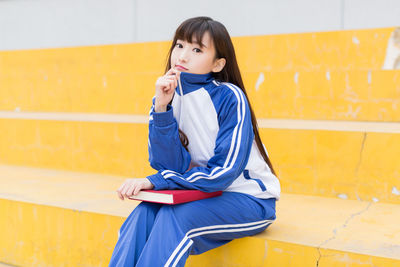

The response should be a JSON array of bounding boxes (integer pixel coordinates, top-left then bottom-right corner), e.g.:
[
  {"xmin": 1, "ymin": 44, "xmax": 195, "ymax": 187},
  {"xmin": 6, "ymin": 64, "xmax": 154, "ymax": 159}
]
[{"xmin": 178, "ymin": 48, "xmax": 189, "ymax": 62}]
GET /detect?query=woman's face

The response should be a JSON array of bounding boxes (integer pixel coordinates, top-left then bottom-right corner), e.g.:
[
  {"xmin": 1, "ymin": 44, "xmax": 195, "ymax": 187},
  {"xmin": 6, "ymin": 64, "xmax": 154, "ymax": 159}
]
[{"xmin": 170, "ymin": 32, "xmax": 224, "ymax": 74}]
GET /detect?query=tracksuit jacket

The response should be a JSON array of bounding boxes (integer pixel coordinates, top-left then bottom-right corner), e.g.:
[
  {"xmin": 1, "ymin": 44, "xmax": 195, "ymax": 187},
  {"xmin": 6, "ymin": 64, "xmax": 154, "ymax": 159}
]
[{"xmin": 147, "ymin": 71, "xmax": 280, "ymax": 200}]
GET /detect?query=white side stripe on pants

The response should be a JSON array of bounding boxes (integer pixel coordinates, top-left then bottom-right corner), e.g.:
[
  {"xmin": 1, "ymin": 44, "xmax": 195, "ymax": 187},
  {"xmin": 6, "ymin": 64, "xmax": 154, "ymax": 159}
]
[
  {"xmin": 172, "ymin": 240, "xmax": 194, "ymax": 267},
  {"xmin": 165, "ymin": 219, "xmax": 274, "ymax": 267}
]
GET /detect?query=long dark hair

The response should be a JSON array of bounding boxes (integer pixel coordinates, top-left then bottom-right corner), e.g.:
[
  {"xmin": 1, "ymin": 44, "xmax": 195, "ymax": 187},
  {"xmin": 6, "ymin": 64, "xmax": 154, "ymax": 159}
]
[{"xmin": 165, "ymin": 16, "xmax": 277, "ymax": 176}]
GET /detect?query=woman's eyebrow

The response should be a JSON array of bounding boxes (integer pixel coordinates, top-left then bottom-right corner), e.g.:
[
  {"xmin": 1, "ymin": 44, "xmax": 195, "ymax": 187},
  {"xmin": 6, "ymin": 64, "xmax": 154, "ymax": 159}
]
[
  {"xmin": 190, "ymin": 37, "xmax": 207, "ymax": 48},
  {"xmin": 193, "ymin": 41, "xmax": 207, "ymax": 48}
]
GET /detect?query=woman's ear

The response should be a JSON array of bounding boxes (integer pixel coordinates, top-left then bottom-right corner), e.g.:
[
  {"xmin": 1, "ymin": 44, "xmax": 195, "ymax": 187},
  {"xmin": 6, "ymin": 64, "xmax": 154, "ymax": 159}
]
[{"xmin": 212, "ymin": 58, "xmax": 226, "ymax": 73}]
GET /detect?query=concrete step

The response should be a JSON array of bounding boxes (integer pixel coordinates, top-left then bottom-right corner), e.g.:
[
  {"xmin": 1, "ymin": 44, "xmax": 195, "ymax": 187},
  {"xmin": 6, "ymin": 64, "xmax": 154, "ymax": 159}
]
[
  {"xmin": 1, "ymin": 27, "xmax": 399, "ymax": 121},
  {"xmin": 0, "ymin": 69, "xmax": 399, "ymax": 121},
  {"xmin": 0, "ymin": 117, "xmax": 152, "ymax": 178},
  {"xmin": 1, "ymin": 116, "xmax": 399, "ymax": 203},
  {"xmin": 244, "ymin": 69, "xmax": 400, "ymax": 122},
  {"xmin": 1, "ymin": 165, "xmax": 399, "ymax": 266},
  {"xmin": 260, "ymin": 126, "xmax": 400, "ymax": 204},
  {"xmin": 234, "ymin": 27, "xmax": 398, "ymax": 72}
]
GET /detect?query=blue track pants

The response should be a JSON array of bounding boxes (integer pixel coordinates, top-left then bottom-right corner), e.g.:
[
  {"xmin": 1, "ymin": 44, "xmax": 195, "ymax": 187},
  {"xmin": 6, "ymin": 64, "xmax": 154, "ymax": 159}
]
[{"xmin": 108, "ymin": 192, "xmax": 276, "ymax": 267}]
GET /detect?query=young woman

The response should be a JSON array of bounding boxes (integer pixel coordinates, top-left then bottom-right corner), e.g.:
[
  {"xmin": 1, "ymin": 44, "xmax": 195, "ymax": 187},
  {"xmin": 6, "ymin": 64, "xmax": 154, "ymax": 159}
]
[{"xmin": 110, "ymin": 16, "xmax": 281, "ymax": 267}]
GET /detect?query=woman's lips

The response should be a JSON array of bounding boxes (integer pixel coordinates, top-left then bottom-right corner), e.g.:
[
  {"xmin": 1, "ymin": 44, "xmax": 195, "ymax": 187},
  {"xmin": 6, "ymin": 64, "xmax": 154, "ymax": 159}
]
[{"xmin": 175, "ymin": 65, "xmax": 188, "ymax": 71}]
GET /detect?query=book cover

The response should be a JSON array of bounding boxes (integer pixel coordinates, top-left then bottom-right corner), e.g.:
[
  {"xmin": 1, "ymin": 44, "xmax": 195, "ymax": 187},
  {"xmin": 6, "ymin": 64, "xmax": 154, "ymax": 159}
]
[{"xmin": 128, "ymin": 190, "xmax": 223, "ymax": 205}]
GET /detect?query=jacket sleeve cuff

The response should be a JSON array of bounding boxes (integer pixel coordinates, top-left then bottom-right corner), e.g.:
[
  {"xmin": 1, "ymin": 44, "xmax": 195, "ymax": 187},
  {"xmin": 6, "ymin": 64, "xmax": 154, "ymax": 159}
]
[
  {"xmin": 152, "ymin": 105, "xmax": 174, "ymax": 127},
  {"xmin": 147, "ymin": 172, "xmax": 169, "ymax": 190}
]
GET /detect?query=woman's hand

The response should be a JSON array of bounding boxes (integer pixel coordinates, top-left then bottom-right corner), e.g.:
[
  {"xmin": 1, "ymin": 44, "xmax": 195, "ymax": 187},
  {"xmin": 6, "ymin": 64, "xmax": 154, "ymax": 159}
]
[
  {"xmin": 116, "ymin": 178, "xmax": 154, "ymax": 200},
  {"xmin": 154, "ymin": 68, "xmax": 180, "ymax": 112}
]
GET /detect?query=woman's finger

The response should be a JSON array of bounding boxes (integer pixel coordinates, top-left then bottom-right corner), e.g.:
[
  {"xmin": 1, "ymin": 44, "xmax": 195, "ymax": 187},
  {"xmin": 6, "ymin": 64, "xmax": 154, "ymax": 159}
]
[
  {"xmin": 164, "ymin": 82, "xmax": 171, "ymax": 92},
  {"xmin": 126, "ymin": 184, "xmax": 136, "ymax": 197},
  {"xmin": 157, "ymin": 81, "xmax": 171, "ymax": 88},
  {"xmin": 133, "ymin": 183, "xmax": 143, "ymax": 196},
  {"xmin": 124, "ymin": 182, "xmax": 136, "ymax": 197},
  {"xmin": 120, "ymin": 182, "xmax": 131, "ymax": 197},
  {"xmin": 117, "ymin": 181, "xmax": 126, "ymax": 192},
  {"xmin": 164, "ymin": 76, "xmax": 177, "ymax": 83},
  {"xmin": 169, "ymin": 79, "xmax": 175, "ymax": 90},
  {"xmin": 164, "ymin": 73, "xmax": 176, "ymax": 78},
  {"xmin": 117, "ymin": 182, "xmax": 128, "ymax": 200},
  {"xmin": 117, "ymin": 190, "xmax": 124, "ymax": 200},
  {"xmin": 165, "ymin": 68, "xmax": 176, "ymax": 76},
  {"xmin": 166, "ymin": 75, "xmax": 177, "ymax": 88},
  {"xmin": 171, "ymin": 68, "xmax": 181, "ymax": 76},
  {"xmin": 169, "ymin": 77, "xmax": 178, "ymax": 90}
]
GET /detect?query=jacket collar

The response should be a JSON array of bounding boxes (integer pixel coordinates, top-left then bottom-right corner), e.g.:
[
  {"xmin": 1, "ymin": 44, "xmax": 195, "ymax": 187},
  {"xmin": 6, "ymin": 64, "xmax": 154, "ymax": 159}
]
[{"xmin": 177, "ymin": 72, "xmax": 214, "ymax": 95}]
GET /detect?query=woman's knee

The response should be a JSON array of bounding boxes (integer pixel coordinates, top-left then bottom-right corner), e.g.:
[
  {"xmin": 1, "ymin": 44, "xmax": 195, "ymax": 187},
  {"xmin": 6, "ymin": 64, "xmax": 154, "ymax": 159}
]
[
  {"xmin": 120, "ymin": 202, "xmax": 162, "ymax": 232},
  {"xmin": 134, "ymin": 201, "xmax": 162, "ymax": 215}
]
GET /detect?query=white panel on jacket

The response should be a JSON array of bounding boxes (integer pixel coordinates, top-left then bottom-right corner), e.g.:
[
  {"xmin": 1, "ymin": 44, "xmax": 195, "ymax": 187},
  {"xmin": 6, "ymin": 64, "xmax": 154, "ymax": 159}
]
[{"xmin": 172, "ymin": 88, "xmax": 218, "ymax": 167}]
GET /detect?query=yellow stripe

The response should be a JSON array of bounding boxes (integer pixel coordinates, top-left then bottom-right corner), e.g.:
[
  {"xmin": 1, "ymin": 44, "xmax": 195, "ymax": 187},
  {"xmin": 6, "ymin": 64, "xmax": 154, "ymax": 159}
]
[
  {"xmin": 1, "ymin": 118, "xmax": 399, "ymax": 203},
  {"xmin": 0, "ymin": 111, "xmax": 149, "ymax": 124},
  {"xmin": 257, "ymin": 119, "xmax": 400, "ymax": 133},
  {"xmin": 1, "ymin": 111, "xmax": 399, "ymax": 133}
]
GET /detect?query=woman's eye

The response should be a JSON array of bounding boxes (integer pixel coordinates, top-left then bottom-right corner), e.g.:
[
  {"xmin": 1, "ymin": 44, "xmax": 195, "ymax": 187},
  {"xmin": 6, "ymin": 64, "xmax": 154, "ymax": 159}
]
[
  {"xmin": 176, "ymin": 43, "xmax": 183, "ymax": 48},
  {"xmin": 193, "ymin": 48, "xmax": 202, "ymax": 53}
]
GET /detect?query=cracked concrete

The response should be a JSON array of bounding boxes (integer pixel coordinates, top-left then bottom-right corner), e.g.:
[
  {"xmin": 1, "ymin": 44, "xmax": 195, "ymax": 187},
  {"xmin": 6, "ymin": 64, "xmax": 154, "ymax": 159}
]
[
  {"xmin": 355, "ymin": 132, "xmax": 367, "ymax": 178},
  {"xmin": 315, "ymin": 201, "xmax": 373, "ymax": 266},
  {"xmin": 354, "ymin": 132, "xmax": 367, "ymax": 201}
]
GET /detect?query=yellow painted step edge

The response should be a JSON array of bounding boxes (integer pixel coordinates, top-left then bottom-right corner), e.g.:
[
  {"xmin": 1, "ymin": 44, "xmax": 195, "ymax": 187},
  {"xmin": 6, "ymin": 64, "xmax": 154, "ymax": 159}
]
[
  {"xmin": 1, "ymin": 111, "xmax": 400, "ymax": 133},
  {"xmin": 1, "ymin": 165, "xmax": 399, "ymax": 264}
]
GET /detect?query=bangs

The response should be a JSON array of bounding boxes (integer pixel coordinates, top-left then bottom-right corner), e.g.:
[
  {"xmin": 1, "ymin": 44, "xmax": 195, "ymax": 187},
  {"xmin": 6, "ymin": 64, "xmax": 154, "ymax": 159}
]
[{"xmin": 174, "ymin": 19, "xmax": 211, "ymax": 47}]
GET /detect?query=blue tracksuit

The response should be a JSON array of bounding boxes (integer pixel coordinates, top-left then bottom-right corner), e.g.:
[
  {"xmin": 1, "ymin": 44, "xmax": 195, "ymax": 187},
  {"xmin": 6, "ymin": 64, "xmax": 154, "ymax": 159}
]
[{"xmin": 109, "ymin": 72, "xmax": 280, "ymax": 266}]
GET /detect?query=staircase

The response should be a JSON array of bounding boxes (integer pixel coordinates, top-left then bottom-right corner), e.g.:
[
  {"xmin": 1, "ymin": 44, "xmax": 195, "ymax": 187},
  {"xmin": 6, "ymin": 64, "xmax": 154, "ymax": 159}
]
[{"xmin": 0, "ymin": 27, "xmax": 399, "ymax": 266}]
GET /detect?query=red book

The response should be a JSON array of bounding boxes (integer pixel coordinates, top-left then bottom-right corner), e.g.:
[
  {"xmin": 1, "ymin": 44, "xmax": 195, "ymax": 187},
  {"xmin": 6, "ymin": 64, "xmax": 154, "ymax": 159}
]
[{"xmin": 128, "ymin": 190, "xmax": 223, "ymax": 205}]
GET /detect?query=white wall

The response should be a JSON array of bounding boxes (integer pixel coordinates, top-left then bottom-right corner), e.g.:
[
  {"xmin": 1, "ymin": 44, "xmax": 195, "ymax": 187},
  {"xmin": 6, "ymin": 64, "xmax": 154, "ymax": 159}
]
[
  {"xmin": 0, "ymin": 0, "xmax": 136, "ymax": 50},
  {"xmin": 344, "ymin": 0, "xmax": 400, "ymax": 29},
  {"xmin": 135, "ymin": 0, "xmax": 343, "ymax": 42},
  {"xmin": 0, "ymin": 0, "xmax": 399, "ymax": 50}
]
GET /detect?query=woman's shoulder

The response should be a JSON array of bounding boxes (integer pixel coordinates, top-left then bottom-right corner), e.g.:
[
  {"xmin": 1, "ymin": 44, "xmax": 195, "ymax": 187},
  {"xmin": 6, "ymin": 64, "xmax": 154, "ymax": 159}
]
[
  {"xmin": 209, "ymin": 81, "xmax": 248, "ymax": 113},
  {"xmin": 211, "ymin": 81, "xmax": 245, "ymax": 100}
]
